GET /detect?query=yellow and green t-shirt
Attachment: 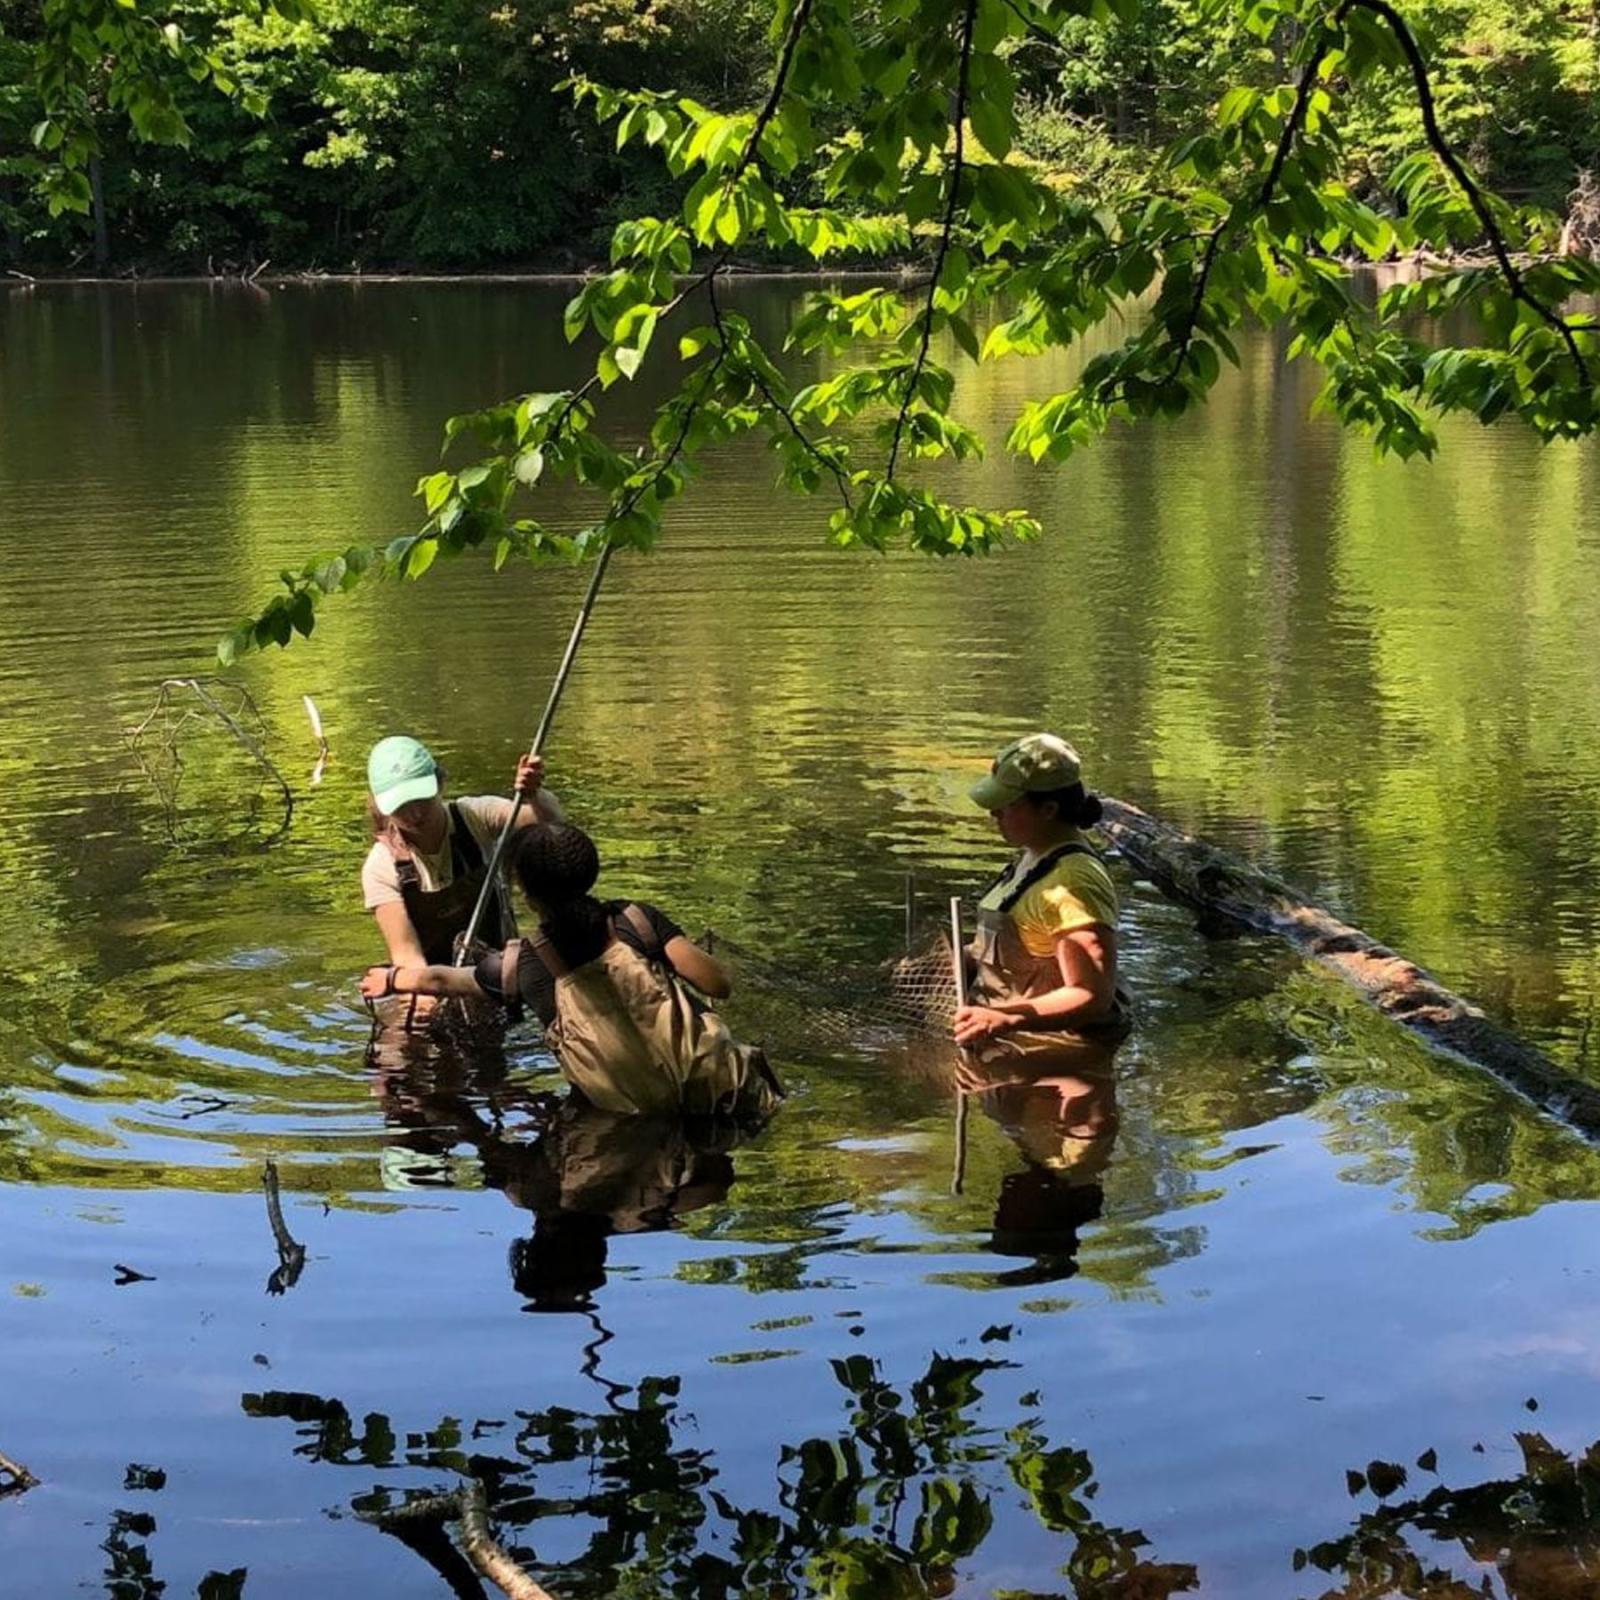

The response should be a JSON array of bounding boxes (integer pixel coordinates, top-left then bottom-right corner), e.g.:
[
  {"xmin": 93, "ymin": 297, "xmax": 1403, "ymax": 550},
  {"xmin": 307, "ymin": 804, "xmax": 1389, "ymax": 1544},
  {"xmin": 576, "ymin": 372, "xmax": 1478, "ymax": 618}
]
[{"xmin": 978, "ymin": 834, "xmax": 1120, "ymax": 959}]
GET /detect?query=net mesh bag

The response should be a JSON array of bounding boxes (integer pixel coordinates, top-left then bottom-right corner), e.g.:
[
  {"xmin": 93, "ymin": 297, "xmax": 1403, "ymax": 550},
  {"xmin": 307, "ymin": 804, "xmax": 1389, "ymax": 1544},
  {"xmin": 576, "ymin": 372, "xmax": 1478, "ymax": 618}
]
[{"xmin": 707, "ymin": 928, "xmax": 961, "ymax": 1051}]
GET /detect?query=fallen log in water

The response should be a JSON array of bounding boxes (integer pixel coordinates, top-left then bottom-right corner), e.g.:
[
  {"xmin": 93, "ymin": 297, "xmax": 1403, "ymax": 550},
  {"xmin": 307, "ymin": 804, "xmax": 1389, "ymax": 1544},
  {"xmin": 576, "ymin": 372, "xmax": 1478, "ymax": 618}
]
[{"xmin": 1099, "ymin": 797, "xmax": 1600, "ymax": 1145}]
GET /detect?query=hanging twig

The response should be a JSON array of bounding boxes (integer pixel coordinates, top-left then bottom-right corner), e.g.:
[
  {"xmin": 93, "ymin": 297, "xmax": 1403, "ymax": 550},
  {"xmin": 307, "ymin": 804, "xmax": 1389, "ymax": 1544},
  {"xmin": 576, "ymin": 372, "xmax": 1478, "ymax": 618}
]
[
  {"xmin": 548, "ymin": 251, "xmax": 733, "ymax": 445},
  {"xmin": 708, "ymin": 269, "xmax": 853, "ymax": 511},
  {"xmin": 1165, "ymin": 0, "xmax": 1589, "ymax": 394},
  {"xmin": 1349, "ymin": 0, "xmax": 1588, "ymax": 381},
  {"xmin": 263, "ymin": 1158, "xmax": 306, "ymax": 1296},
  {"xmin": 888, "ymin": 0, "xmax": 979, "ymax": 480}
]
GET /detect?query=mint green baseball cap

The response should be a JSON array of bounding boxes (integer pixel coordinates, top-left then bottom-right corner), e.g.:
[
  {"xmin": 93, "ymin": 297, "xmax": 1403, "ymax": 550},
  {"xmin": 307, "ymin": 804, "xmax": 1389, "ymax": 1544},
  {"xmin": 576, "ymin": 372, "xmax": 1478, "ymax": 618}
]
[{"xmin": 368, "ymin": 735, "xmax": 439, "ymax": 815}]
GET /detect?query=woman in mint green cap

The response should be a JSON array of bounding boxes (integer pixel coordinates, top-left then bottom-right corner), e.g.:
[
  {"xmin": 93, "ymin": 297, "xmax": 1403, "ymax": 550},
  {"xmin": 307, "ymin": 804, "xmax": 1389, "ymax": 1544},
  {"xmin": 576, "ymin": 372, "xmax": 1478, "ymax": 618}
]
[
  {"xmin": 954, "ymin": 733, "xmax": 1128, "ymax": 1053},
  {"xmin": 362, "ymin": 736, "xmax": 564, "ymax": 984}
]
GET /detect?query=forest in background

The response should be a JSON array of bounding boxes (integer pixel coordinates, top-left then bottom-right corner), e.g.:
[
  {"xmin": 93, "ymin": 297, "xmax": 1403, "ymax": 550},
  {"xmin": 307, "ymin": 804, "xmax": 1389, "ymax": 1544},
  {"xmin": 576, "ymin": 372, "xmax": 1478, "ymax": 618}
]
[{"xmin": 2, "ymin": 0, "xmax": 1598, "ymax": 274}]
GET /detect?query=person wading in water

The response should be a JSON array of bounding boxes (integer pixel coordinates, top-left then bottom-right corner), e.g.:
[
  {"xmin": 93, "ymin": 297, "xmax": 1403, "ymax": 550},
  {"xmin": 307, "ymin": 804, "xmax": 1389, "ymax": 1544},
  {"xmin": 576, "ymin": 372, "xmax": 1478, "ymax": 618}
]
[
  {"xmin": 361, "ymin": 822, "xmax": 782, "ymax": 1121},
  {"xmin": 955, "ymin": 733, "xmax": 1130, "ymax": 1057},
  {"xmin": 363, "ymin": 736, "xmax": 565, "ymax": 1021}
]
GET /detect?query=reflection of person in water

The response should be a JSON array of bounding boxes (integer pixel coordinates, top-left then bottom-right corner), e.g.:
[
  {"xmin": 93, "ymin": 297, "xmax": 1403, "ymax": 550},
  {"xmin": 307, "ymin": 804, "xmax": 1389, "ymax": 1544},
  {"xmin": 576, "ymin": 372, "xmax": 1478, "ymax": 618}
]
[
  {"xmin": 501, "ymin": 1106, "xmax": 741, "ymax": 1311},
  {"xmin": 370, "ymin": 1050, "xmax": 747, "ymax": 1312},
  {"xmin": 959, "ymin": 1030, "xmax": 1122, "ymax": 1287}
]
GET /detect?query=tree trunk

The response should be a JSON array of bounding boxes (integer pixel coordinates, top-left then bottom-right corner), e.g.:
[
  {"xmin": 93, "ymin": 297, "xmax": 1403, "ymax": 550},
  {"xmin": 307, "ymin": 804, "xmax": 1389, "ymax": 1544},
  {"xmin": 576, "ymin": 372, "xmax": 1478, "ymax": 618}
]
[{"xmin": 89, "ymin": 158, "xmax": 110, "ymax": 270}]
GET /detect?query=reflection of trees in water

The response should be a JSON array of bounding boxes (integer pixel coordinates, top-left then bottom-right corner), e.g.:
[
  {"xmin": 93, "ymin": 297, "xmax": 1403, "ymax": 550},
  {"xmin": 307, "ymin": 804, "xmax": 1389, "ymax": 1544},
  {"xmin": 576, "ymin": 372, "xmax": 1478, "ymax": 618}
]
[
  {"xmin": 1297, "ymin": 1433, "xmax": 1600, "ymax": 1600},
  {"xmin": 94, "ymin": 1466, "xmax": 247, "ymax": 1600},
  {"xmin": 90, "ymin": 1423, "xmax": 1600, "ymax": 1597},
  {"xmin": 244, "ymin": 1349, "xmax": 1198, "ymax": 1600}
]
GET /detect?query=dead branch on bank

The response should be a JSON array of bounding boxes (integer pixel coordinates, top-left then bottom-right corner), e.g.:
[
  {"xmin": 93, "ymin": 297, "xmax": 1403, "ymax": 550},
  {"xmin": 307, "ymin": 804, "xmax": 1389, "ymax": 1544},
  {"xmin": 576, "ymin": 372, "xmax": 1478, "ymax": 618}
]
[
  {"xmin": 1100, "ymin": 798, "xmax": 1600, "ymax": 1145},
  {"xmin": 360, "ymin": 1480, "xmax": 557, "ymax": 1600},
  {"xmin": 0, "ymin": 1449, "xmax": 39, "ymax": 1498},
  {"xmin": 262, "ymin": 1159, "xmax": 306, "ymax": 1295}
]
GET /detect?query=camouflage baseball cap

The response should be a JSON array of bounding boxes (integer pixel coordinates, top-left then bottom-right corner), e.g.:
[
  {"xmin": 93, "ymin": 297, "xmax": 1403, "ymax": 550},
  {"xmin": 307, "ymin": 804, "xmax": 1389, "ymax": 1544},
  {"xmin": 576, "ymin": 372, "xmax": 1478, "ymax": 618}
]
[{"xmin": 968, "ymin": 733, "xmax": 1083, "ymax": 810}]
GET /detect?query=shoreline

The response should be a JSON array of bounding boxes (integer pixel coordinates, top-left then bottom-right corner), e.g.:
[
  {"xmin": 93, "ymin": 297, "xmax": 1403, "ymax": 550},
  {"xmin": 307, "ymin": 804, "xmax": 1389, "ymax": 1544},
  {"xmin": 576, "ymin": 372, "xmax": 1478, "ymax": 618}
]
[
  {"xmin": 2, "ymin": 252, "xmax": 1552, "ymax": 293},
  {"xmin": 1, "ymin": 264, "xmax": 922, "ymax": 289}
]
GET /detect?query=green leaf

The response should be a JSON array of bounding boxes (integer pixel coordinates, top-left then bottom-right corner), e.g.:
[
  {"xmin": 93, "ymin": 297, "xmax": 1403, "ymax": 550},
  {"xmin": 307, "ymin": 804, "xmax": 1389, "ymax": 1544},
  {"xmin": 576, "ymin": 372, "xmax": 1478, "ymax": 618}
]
[
  {"xmin": 405, "ymin": 539, "xmax": 439, "ymax": 580},
  {"xmin": 969, "ymin": 96, "xmax": 1013, "ymax": 161}
]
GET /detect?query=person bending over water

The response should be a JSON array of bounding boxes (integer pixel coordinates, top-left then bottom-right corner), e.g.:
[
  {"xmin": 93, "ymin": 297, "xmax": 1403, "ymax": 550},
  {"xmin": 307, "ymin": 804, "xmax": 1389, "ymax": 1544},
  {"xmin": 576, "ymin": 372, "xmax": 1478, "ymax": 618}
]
[
  {"xmin": 955, "ymin": 732, "xmax": 1130, "ymax": 1054},
  {"xmin": 361, "ymin": 823, "xmax": 781, "ymax": 1121},
  {"xmin": 362, "ymin": 736, "xmax": 565, "ymax": 989}
]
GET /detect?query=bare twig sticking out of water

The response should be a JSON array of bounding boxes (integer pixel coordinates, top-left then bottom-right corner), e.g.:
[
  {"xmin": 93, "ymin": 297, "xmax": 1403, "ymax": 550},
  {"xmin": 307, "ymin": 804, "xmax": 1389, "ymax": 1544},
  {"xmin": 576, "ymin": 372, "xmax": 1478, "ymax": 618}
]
[
  {"xmin": 0, "ymin": 1449, "xmax": 38, "ymax": 1498},
  {"xmin": 361, "ymin": 1479, "xmax": 558, "ymax": 1600},
  {"xmin": 128, "ymin": 677, "xmax": 295, "ymax": 846},
  {"xmin": 304, "ymin": 695, "xmax": 329, "ymax": 786},
  {"xmin": 262, "ymin": 1159, "xmax": 306, "ymax": 1296}
]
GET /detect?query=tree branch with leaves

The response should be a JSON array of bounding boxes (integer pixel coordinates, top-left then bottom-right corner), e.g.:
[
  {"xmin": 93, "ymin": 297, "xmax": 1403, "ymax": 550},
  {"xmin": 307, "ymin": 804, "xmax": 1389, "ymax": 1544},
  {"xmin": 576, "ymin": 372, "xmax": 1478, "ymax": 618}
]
[{"xmin": 220, "ymin": 0, "xmax": 1600, "ymax": 662}]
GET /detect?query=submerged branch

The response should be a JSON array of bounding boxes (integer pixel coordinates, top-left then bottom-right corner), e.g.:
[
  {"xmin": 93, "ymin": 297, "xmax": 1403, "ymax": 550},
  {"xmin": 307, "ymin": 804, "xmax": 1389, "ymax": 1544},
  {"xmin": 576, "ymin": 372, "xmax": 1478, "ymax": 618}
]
[
  {"xmin": 361, "ymin": 1480, "xmax": 557, "ymax": 1600},
  {"xmin": 0, "ymin": 1449, "xmax": 38, "ymax": 1498}
]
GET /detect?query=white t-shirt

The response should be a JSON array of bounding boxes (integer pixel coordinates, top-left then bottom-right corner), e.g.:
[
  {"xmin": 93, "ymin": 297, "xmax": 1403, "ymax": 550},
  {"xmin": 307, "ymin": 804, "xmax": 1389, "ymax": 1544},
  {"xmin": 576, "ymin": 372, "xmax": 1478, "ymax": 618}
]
[{"xmin": 361, "ymin": 795, "xmax": 517, "ymax": 911}]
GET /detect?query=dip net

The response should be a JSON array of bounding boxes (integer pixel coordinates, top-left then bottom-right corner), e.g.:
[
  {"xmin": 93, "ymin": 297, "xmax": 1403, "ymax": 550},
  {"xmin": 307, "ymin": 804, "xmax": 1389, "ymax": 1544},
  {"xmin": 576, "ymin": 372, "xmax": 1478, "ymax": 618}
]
[{"xmin": 707, "ymin": 927, "xmax": 961, "ymax": 1051}]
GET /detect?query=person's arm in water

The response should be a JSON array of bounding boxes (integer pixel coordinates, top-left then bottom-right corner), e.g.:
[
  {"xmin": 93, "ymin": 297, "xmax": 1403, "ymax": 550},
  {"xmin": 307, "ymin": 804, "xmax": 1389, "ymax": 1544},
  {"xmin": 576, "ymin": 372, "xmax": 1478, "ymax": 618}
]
[
  {"xmin": 953, "ymin": 925, "xmax": 1116, "ymax": 1045},
  {"xmin": 360, "ymin": 963, "xmax": 485, "ymax": 1002},
  {"xmin": 663, "ymin": 935, "xmax": 731, "ymax": 999}
]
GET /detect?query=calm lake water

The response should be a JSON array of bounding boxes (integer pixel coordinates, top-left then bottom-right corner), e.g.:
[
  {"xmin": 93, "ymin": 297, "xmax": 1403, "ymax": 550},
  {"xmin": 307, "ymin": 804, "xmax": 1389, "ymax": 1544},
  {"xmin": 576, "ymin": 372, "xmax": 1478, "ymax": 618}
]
[{"xmin": 4, "ymin": 280, "xmax": 1600, "ymax": 1599}]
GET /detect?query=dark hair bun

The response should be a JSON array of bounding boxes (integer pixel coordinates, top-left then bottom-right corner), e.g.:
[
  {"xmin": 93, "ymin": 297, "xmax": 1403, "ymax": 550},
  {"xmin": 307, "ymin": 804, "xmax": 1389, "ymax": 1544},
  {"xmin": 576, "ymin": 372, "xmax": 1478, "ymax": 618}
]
[
  {"xmin": 1077, "ymin": 791, "xmax": 1104, "ymax": 827},
  {"xmin": 513, "ymin": 822, "xmax": 600, "ymax": 902}
]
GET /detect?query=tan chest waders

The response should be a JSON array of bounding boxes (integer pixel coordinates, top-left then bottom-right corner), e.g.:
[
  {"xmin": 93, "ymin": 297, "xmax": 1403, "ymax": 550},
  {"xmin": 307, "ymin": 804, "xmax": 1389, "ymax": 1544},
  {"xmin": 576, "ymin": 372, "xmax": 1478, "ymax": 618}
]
[
  {"xmin": 503, "ymin": 905, "xmax": 782, "ymax": 1120},
  {"xmin": 388, "ymin": 802, "xmax": 514, "ymax": 966},
  {"xmin": 968, "ymin": 843, "xmax": 1131, "ymax": 1066}
]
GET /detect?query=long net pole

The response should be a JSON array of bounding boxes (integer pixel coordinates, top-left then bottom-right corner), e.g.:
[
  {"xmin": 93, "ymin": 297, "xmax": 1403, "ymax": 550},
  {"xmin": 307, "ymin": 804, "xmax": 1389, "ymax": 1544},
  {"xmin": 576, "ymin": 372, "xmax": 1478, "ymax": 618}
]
[
  {"xmin": 950, "ymin": 895, "xmax": 970, "ymax": 1195},
  {"xmin": 455, "ymin": 544, "xmax": 616, "ymax": 962}
]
